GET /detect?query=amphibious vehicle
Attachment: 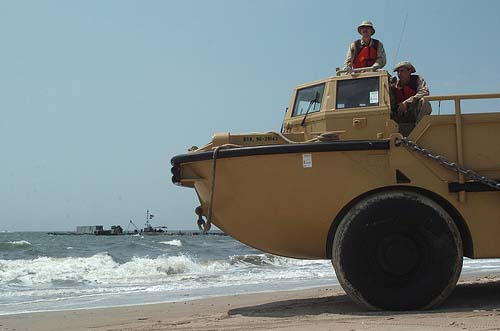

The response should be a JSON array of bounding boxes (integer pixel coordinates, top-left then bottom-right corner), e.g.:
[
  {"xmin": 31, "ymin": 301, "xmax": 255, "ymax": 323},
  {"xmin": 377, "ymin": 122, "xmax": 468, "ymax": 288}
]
[{"xmin": 171, "ymin": 67, "xmax": 500, "ymax": 310}]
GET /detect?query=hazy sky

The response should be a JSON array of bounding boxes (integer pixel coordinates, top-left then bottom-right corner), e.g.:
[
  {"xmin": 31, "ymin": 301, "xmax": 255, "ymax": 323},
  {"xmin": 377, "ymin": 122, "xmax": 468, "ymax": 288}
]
[{"xmin": 2, "ymin": 0, "xmax": 500, "ymax": 231}]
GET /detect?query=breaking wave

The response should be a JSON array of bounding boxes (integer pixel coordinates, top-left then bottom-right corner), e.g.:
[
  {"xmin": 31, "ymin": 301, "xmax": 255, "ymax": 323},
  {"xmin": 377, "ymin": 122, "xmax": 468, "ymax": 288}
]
[
  {"xmin": 160, "ymin": 240, "xmax": 182, "ymax": 247},
  {"xmin": 229, "ymin": 253, "xmax": 293, "ymax": 266},
  {"xmin": 0, "ymin": 253, "xmax": 228, "ymax": 286},
  {"xmin": 0, "ymin": 252, "xmax": 334, "ymax": 289}
]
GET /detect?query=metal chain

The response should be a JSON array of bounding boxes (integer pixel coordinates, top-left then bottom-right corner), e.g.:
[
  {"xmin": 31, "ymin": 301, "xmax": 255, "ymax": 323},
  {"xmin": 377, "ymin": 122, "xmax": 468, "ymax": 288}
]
[{"xmin": 395, "ymin": 137, "xmax": 500, "ymax": 191}]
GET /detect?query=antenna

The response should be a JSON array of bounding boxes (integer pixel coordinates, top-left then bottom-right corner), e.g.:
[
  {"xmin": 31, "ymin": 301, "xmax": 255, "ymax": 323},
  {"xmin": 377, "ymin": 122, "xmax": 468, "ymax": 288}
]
[{"xmin": 393, "ymin": 11, "xmax": 409, "ymax": 67}]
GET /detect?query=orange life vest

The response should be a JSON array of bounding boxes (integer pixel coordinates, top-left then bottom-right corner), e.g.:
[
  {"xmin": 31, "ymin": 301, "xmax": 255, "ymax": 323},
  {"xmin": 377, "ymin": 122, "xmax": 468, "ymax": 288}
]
[
  {"xmin": 353, "ymin": 39, "xmax": 379, "ymax": 68},
  {"xmin": 395, "ymin": 75, "xmax": 419, "ymax": 104}
]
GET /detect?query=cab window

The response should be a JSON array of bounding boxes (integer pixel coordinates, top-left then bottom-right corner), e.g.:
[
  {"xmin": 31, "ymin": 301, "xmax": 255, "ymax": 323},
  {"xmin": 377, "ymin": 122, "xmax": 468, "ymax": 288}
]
[
  {"xmin": 292, "ymin": 83, "xmax": 325, "ymax": 116},
  {"xmin": 336, "ymin": 77, "xmax": 379, "ymax": 109}
]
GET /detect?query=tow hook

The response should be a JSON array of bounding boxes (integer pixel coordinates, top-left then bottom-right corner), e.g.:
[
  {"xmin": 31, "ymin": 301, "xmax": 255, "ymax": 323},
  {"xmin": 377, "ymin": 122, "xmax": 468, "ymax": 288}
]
[{"xmin": 195, "ymin": 206, "xmax": 205, "ymax": 232}]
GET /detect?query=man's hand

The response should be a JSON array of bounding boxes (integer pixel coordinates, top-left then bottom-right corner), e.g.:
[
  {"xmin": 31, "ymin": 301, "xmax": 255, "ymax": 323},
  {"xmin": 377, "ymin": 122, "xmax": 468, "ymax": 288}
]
[
  {"xmin": 389, "ymin": 76, "xmax": 397, "ymax": 87},
  {"xmin": 397, "ymin": 102, "xmax": 408, "ymax": 114}
]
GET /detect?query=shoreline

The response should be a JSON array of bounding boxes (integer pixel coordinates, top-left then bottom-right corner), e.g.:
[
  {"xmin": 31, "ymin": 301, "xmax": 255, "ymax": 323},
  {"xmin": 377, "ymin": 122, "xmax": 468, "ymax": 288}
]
[{"xmin": 1, "ymin": 273, "xmax": 500, "ymax": 331}]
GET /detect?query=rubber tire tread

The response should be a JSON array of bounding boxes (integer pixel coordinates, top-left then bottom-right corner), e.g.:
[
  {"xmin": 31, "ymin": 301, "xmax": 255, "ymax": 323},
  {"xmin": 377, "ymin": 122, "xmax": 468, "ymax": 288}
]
[{"xmin": 332, "ymin": 190, "xmax": 463, "ymax": 310}]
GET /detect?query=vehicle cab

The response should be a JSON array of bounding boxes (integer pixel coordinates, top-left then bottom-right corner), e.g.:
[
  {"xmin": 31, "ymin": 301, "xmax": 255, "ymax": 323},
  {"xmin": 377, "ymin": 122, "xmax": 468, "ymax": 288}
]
[{"xmin": 282, "ymin": 69, "xmax": 399, "ymax": 141}]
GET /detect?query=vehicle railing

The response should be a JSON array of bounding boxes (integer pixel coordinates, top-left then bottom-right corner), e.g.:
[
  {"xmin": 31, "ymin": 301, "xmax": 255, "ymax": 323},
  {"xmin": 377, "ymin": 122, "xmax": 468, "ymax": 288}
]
[
  {"xmin": 422, "ymin": 92, "xmax": 500, "ymax": 203},
  {"xmin": 335, "ymin": 66, "xmax": 379, "ymax": 76},
  {"xmin": 424, "ymin": 92, "xmax": 500, "ymax": 104}
]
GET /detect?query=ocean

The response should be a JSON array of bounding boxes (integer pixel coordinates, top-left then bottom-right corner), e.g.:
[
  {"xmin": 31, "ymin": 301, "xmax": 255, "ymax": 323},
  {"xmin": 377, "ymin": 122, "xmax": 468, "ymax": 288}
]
[{"xmin": 1, "ymin": 231, "xmax": 500, "ymax": 315}]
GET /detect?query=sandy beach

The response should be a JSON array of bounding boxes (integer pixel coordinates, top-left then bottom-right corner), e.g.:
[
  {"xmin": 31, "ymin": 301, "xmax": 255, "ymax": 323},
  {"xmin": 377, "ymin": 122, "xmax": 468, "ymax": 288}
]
[{"xmin": 1, "ymin": 274, "xmax": 500, "ymax": 331}]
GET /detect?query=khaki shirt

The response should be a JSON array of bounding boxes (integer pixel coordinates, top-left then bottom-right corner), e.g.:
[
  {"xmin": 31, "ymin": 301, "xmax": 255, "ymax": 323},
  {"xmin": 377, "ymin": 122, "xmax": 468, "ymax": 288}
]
[
  {"xmin": 343, "ymin": 39, "xmax": 387, "ymax": 71},
  {"xmin": 396, "ymin": 75, "xmax": 429, "ymax": 104}
]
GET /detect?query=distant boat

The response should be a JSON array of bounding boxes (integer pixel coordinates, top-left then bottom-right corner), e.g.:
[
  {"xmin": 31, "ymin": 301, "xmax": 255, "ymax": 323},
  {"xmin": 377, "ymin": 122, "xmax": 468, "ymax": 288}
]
[
  {"xmin": 128, "ymin": 210, "xmax": 168, "ymax": 235},
  {"xmin": 94, "ymin": 225, "xmax": 124, "ymax": 236}
]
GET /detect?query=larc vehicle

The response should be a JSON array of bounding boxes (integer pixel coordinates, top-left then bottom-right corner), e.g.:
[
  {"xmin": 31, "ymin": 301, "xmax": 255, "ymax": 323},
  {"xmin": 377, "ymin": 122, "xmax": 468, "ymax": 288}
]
[{"xmin": 171, "ymin": 68, "xmax": 500, "ymax": 310}]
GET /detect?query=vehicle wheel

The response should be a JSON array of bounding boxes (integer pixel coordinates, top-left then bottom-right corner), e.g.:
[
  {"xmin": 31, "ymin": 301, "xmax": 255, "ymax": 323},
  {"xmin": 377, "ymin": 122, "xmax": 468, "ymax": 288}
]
[{"xmin": 332, "ymin": 190, "xmax": 463, "ymax": 310}]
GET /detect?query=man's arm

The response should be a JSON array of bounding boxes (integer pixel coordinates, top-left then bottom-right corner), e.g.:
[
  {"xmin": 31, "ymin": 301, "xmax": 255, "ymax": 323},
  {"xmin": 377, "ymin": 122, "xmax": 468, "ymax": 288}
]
[
  {"xmin": 372, "ymin": 41, "xmax": 386, "ymax": 69},
  {"xmin": 343, "ymin": 42, "xmax": 355, "ymax": 71},
  {"xmin": 405, "ymin": 75, "xmax": 429, "ymax": 104}
]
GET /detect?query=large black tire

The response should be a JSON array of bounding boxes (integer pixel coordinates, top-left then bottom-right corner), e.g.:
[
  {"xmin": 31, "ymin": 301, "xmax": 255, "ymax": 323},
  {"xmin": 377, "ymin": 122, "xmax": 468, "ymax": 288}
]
[{"xmin": 332, "ymin": 190, "xmax": 463, "ymax": 310}]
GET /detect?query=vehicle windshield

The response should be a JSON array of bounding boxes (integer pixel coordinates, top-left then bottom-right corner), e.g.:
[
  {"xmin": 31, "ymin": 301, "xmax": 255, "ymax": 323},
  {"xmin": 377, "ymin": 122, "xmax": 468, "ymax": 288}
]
[
  {"xmin": 336, "ymin": 77, "xmax": 379, "ymax": 109},
  {"xmin": 292, "ymin": 83, "xmax": 325, "ymax": 116}
]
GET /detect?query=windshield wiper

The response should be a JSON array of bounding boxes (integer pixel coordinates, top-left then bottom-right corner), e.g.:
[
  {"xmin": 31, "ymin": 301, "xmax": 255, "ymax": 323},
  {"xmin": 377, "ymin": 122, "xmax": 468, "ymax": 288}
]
[
  {"xmin": 301, "ymin": 91, "xmax": 320, "ymax": 127},
  {"xmin": 280, "ymin": 107, "xmax": 288, "ymax": 133}
]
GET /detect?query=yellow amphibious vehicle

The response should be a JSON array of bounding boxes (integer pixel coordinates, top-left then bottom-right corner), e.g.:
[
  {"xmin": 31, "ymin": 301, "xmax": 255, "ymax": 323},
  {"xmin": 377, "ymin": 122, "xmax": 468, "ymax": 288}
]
[{"xmin": 171, "ymin": 68, "xmax": 500, "ymax": 310}]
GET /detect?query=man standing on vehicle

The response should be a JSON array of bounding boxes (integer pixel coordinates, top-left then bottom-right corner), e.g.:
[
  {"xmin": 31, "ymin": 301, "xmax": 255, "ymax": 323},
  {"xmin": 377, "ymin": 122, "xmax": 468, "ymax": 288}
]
[
  {"xmin": 390, "ymin": 61, "xmax": 432, "ymax": 136},
  {"xmin": 343, "ymin": 20, "xmax": 386, "ymax": 72}
]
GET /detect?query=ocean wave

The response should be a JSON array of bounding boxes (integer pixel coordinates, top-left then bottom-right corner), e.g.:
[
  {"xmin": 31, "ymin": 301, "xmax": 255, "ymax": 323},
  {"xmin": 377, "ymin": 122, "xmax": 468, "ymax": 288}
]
[
  {"xmin": 0, "ymin": 283, "xmax": 148, "ymax": 301},
  {"xmin": 0, "ymin": 253, "xmax": 228, "ymax": 286},
  {"xmin": 229, "ymin": 253, "xmax": 278, "ymax": 266},
  {"xmin": 0, "ymin": 251, "xmax": 337, "ymax": 303},
  {"xmin": 159, "ymin": 240, "xmax": 182, "ymax": 247},
  {"xmin": 228, "ymin": 253, "xmax": 326, "ymax": 268},
  {"xmin": 462, "ymin": 258, "xmax": 500, "ymax": 272},
  {"xmin": 0, "ymin": 241, "xmax": 32, "ymax": 250}
]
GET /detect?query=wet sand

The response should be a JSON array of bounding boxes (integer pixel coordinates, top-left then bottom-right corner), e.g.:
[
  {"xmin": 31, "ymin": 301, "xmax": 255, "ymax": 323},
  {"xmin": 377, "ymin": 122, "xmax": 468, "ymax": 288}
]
[{"xmin": 1, "ymin": 274, "xmax": 500, "ymax": 331}]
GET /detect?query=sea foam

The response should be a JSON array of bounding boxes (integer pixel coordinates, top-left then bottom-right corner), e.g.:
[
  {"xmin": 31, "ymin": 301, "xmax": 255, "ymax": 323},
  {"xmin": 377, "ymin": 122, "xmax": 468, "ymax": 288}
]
[
  {"xmin": 0, "ymin": 253, "xmax": 229, "ymax": 286},
  {"xmin": 160, "ymin": 240, "xmax": 182, "ymax": 247}
]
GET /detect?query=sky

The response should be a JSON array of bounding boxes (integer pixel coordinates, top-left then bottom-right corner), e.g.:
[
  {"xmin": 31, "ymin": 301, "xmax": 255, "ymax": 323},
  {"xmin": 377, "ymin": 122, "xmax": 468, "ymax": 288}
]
[{"xmin": 1, "ymin": 0, "xmax": 500, "ymax": 231}]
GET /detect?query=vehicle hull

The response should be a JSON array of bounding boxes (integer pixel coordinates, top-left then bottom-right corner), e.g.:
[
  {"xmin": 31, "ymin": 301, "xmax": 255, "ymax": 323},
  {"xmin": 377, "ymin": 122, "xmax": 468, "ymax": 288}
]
[
  {"xmin": 172, "ymin": 113, "xmax": 500, "ymax": 259},
  {"xmin": 174, "ymin": 141, "xmax": 394, "ymax": 259}
]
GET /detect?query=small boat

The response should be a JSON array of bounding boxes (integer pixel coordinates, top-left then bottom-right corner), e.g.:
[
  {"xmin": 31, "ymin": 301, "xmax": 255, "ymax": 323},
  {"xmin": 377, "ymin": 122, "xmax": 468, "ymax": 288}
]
[{"xmin": 128, "ymin": 210, "xmax": 168, "ymax": 235}]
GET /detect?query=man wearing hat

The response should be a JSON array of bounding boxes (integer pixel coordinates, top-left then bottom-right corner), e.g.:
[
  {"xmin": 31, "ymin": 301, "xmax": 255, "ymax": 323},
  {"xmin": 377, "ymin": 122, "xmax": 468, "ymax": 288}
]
[
  {"xmin": 343, "ymin": 20, "xmax": 386, "ymax": 72},
  {"xmin": 390, "ymin": 61, "xmax": 432, "ymax": 136}
]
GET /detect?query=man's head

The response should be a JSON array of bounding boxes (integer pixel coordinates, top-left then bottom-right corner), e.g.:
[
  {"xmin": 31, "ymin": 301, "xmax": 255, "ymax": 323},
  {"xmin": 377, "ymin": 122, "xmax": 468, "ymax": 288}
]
[
  {"xmin": 357, "ymin": 21, "xmax": 375, "ymax": 38},
  {"xmin": 393, "ymin": 61, "xmax": 416, "ymax": 84}
]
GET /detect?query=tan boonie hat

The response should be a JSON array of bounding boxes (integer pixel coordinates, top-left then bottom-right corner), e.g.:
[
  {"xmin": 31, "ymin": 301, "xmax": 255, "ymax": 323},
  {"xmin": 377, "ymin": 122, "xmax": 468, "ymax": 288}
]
[
  {"xmin": 357, "ymin": 20, "xmax": 375, "ymax": 35},
  {"xmin": 393, "ymin": 61, "xmax": 416, "ymax": 73}
]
